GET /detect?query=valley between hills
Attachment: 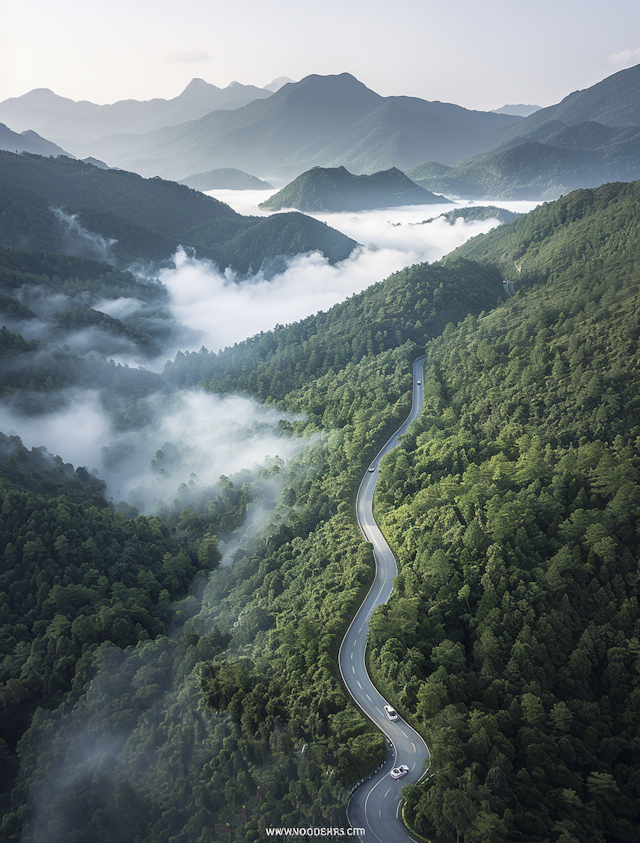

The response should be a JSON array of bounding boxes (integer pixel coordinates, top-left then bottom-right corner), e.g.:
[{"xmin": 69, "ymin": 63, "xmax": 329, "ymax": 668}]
[{"xmin": 0, "ymin": 65, "xmax": 639, "ymax": 843}]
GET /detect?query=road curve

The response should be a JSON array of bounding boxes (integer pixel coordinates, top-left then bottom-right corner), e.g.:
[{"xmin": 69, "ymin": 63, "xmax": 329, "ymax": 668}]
[{"xmin": 338, "ymin": 356, "xmax": 429, "ymax": 843}]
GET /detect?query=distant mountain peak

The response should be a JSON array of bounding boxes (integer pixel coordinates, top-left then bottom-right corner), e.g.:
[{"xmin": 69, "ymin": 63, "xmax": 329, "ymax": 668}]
[
  {"xmin": 182, "ymin": 78, "xmax": 221, "ymax": 95},
  {"xmin": 294, "ymin": 72, "xmax": 372, "ymax": 91},
  {"xmin": 23, "ymin": 87, "xmax": 56, "ymax": 97}
]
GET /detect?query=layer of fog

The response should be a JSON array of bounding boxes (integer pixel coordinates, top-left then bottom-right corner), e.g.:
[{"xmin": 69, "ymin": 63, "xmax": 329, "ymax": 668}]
[
  {"xmin": 0, "ymin": 194, "xmax": 540, "ymax": 500},
  {"xmin": 160, "ymin": 194, "xmax": 540, "ymax": 354},
  {"xmin": 7, "ymin": 282, "xmax": 202, "ymax": 370},
  {"xmin": 0, "ymin": 386, "xmax": 305, "ymax": 512},
  {"xmin": 12, "ymin": 195, "xmax": 541, "ymax": 371}
]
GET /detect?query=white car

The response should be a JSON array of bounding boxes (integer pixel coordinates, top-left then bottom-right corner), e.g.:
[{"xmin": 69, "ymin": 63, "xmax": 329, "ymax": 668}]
[
  {"xmin": 368, "ymin": 466, "xmax": 375, "ymax": 473},
  {"xmin": 416, "ymin": 380, "xmax": 422, "ymax": 385},
  {"xmin": 383, "ymin": 704, "xmax": 398, "ymax": 721},
  {"xmin": 390, "ymin": 765, "xmax": 409, "ymax": 779}
]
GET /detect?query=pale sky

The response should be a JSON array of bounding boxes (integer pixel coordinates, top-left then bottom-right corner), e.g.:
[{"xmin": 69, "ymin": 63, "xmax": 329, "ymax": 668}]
[{"xmin": 1, "ymin": 0, "xmax": 639, "ymax": 111}]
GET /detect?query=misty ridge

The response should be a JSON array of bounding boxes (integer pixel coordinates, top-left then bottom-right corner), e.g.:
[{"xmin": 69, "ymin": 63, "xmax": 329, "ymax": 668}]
[
  {"xmin": 0, "ymin": 199, "xmax": 515, "ymax": 547},
  {"xmin": 0, "ymin": 386, "xmax": 306, "ymax": 509},
  {"xmin": 1, "ymin": 187, "xmax": 513, "ymax": 380}
]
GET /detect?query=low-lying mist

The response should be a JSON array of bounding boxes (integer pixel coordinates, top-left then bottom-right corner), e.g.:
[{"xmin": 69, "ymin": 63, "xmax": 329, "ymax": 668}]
[
  {"xmin": 159, "ymin": 196, "xmax": 540, "ymax": 355},
  {"xmin": 1, "ymin": 194, "xmax": 539, "ymax": 497},
  {"xmin": 0, "ymin": 386, "xmax": 305, "ymax": 512}
]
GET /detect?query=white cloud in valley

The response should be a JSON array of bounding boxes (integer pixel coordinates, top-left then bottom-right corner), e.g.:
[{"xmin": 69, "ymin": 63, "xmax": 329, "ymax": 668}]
[
  {"xmin": 0, "ymin": 197, "xmax": 538, "ymax": 507},
  {"xmin": 160, "ymin": 197, "xmax": 539, "ymax": 355}
]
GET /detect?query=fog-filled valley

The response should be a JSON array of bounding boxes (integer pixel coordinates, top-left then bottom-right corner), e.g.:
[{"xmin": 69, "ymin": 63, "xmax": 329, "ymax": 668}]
[{"xmin": 2, "ymin": 57, "xmax": 640, "ymax": 843}]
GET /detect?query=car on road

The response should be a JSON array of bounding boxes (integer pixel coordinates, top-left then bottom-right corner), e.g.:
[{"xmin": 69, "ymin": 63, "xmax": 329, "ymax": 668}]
[
  {"xmin": 383, "ymin": 704, "xmax": 398, "ymax": 721},
  {"xmin": 416, "ymin": 380, "xmax": 421, "ymax": 384},
  {"xmin": 390, "ymin": 765, "xmax": 409, "ymax": 779},
  {"xmin": 368, "ymin": 466, "xmax": 375, "ymax": 472}
]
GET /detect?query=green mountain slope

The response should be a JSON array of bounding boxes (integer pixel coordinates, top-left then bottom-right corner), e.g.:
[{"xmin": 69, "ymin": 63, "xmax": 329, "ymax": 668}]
[
  {"xmin": 168, "ymin": 180, "xmax": 640, "ymax": 843},
  {"xmin": 259, "ymin": 166, "xmax": 448, "ymax": 211},
  {"xmin": 4, "ymin": 180, "xmax": 640, "ymax": 842},
  {"xmin": 0, "ymin": 152, "xmax": 356, "ymax": 270},
  {"xmin": 181, "ymin": 210, "xmax": 357, "ymax": 271},
  {"xmin": 410, "ymin": 66, "xmax": 640, "ymax": 200},
  {"xmin": 370, "ymin": 220, "xmax": 640, "ymax": 843},
  {"xmin": 0, "ymin": 151, "xmax": 235, "ymax": 237},
  {"xmin": 445, "ymin": 179, "xmax": 640, "ymax": 284}
]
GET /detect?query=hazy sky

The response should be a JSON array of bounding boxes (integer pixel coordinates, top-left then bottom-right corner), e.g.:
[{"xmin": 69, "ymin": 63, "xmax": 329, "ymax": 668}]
[{"xmin": 1, "ymin": 0, "xmax": 639, "ymax": 110}]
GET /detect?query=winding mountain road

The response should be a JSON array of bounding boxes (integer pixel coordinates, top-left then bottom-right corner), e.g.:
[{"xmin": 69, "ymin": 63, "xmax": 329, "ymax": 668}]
[{"xmin": 338, "ymin": 357, "xmax": 429, "ymax": 843}]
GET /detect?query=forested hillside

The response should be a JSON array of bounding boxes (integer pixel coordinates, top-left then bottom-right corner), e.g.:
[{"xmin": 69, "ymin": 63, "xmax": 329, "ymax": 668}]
[
  {"xmin": 0, "ymin": 432, "xmax": 246, "ymax": 825},
  {"xmin": 0, "ymin": 152, "xmax": 357, "ymax": 270},
  {"xmin": 447, "ymin": 179, "xmax": 640, "ymax": 286},
  {"xmin": 2, "ymin": 255, "xmax": 502, "ymax": 841},
  {"xmin": 259, "ymin": 166, "xmax": 446, "ymax": 212},
  {"xmin": 369, "ymin": 183, "xmax": 640, "ymax": 842},
  {"xmin": 164, "ymin": 258, "xmax": 502, "ymax": 398}
]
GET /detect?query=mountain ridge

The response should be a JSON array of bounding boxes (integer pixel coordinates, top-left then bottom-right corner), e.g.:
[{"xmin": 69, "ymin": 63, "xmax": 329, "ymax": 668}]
[
  {"xmin": 259, "ymin": 165, "xmax": 448, "ymax": 211},
  {"xmin": 65, "ymin": 72, "xmax": 522, "ymax": 181},
  {"xmin": 0, "ymin": 79, "xmax": 274, "ymax": 147},
  {"xmin": 0, "ymin": 152, "xmax": 357, "ymax": 271}
]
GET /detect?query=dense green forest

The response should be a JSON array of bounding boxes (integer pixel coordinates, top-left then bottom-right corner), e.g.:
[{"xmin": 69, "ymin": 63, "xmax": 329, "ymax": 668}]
[
  {"xmin": 448, "ymin": 179, "xmax": 640, "ymax": 286},
  {"xmin": 367, "ymin": 181, "xmax": 640, "ymax": 842},
  {"xmin": 2, "ymin": 177, "xmax": 640, "ymax": 842},
  {"xmin": 0, "ymin": 431, "xmax": 249, "ymax": 826}
]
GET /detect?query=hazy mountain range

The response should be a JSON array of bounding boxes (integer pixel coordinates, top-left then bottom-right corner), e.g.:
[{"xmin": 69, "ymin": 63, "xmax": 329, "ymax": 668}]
[
  {"xmin": 2, "ymin": 65, "xmax": 640, "ymax": 200},
  {"xmin": 0, "ymin": 78, "xmax": 282, "ymax": 148},
  {"xmin": 0, "ymin": 122, "xmax": 69, "ymax": 157},
  {"xmin": 411, "ymin": 64, "xmax": 640, "ymax": 199},
  {"xmin": 0, "ymin": 73, "xmax": 520, "ymax": 183}
]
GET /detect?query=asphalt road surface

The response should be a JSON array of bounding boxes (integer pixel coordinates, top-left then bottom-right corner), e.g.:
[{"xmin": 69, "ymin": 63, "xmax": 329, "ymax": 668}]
[{"xmin": 338, "ymin": 357, "xmax": 429, "ymax": 843}]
